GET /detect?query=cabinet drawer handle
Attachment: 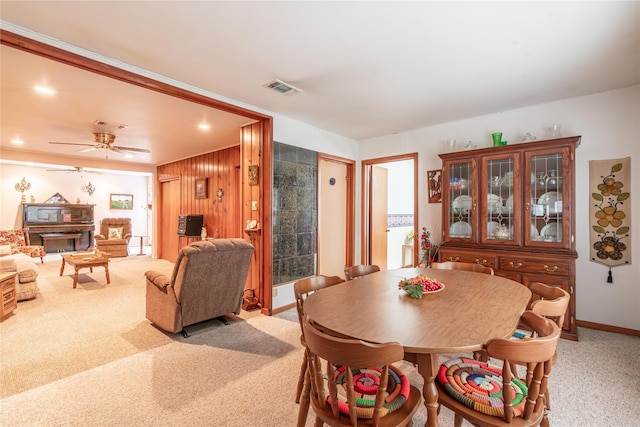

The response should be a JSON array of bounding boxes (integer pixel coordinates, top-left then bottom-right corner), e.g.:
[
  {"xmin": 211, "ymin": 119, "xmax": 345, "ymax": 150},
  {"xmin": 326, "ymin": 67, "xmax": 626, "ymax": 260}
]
[
  {"xmin": 543, "ymin": 265, "xmax": 558, "ymax": 272},
  {"xmin": 448, "ymin": 256, "xmax": 460, "ymax": 262},
  {"xmin": 509, "ymin": 262, "xmax": 523, "ymax": 269},
  {"xmin": 475, "ymin": 259, "xmax": 488, "ymax": 265}
]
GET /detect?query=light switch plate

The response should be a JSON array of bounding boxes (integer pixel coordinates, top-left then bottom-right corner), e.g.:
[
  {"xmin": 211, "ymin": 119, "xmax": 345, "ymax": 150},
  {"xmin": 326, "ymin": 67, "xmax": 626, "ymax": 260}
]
[{"xmin": 251, "ymin": 201, "xmax": 258, "ymax": 211}]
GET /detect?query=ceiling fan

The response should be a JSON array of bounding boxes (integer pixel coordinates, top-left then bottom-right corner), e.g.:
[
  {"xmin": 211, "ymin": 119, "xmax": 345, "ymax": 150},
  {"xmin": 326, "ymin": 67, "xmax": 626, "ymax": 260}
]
[
  {"xmin": 49, "ymin": 132, "xmax": 151, "ymax": 154},
  {"xmin": 45, "ymin": 166, "xmax": 101, "ymax": 174}
]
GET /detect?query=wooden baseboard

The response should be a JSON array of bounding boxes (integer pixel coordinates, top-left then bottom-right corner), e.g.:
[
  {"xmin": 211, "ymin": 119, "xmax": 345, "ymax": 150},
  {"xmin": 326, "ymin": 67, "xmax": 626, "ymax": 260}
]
[
  {"xmin": 576, "ymin": 319, "xmax": 640, "ymax": 337},
  {"xmin": 271, "ymin": 302, "xmax": 296, "ymax": 315}
]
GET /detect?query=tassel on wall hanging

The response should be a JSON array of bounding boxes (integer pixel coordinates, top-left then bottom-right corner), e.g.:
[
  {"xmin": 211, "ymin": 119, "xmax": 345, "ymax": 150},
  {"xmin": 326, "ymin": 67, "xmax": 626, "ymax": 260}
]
[{"xmin": 589, "ymin": 157, "xmax": 632, "ymax": 283}]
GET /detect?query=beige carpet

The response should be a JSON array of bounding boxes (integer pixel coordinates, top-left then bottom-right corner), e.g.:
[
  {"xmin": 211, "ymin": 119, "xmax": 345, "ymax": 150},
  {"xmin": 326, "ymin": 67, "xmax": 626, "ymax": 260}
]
[{"xmin": 1, "ymin": 254, "xmax": 638, "ymax": 426}]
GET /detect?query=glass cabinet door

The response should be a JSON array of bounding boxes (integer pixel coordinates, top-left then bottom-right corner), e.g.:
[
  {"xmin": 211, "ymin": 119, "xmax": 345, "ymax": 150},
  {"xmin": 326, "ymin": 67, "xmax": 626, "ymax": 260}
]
[
  {"xmin": 445, "ymin": 159, "xmax": 475, "ymax": 240},
  {"xmin": 525, "ymin": 147, "xmax": 570, "ymax": 248},
  {"xmin": 481, "ymin": 153, "xmax": 519, "ymax": 244}
]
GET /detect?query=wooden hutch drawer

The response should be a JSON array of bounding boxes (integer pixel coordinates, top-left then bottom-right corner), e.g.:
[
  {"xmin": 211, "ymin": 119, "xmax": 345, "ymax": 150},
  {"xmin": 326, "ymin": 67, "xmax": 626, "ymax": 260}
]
[
  {"xmin": 438, "ymin": 249, "xmax": 495, "ymax": 267},
  {"xmin": 498, "ymin": 257, "xmax": 569, "ymax": 276},
  {"xmin": 1, "ymin": 272, "xmax": 17, "ymax": 320}
]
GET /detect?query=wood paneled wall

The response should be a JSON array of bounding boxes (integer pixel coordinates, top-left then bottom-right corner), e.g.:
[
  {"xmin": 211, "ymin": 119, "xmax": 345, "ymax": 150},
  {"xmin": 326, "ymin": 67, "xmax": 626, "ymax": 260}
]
[
  {"xmin": 241, "ymin": 122, "xmax": 264, "ymax": 309},
  {"xmin": 157, "ymin": 146, "xmax": 242, "ymax": 239}
]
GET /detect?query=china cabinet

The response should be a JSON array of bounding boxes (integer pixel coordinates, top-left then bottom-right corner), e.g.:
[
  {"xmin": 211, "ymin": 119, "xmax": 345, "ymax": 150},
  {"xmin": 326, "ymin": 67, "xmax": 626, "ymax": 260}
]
[{"xmin": 438, "ymin": 136, "xmax": 580, "ymax": 340}]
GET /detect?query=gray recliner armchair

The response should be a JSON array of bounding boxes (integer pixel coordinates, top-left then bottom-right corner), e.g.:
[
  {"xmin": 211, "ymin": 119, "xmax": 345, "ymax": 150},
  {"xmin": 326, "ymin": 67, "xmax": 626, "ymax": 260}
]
[{"xmin": 145, "ymin": 238, "xmax": 254, "ymax": 336}]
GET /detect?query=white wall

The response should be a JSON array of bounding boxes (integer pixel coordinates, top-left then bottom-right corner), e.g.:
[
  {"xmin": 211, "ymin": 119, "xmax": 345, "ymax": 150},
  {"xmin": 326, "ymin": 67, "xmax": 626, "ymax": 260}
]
[
  {"xmin": 358, "ymin": 85, "xmax": 640, "ymax": 331},
  {"xmin": 0, "ymin": 163, "xmax": 151, "ymax": 245}
]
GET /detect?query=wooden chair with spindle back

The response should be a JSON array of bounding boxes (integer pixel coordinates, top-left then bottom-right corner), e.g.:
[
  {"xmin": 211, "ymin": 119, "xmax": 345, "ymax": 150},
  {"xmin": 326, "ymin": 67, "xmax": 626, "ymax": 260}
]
[
  {"xmin": 302, "ymin": 317, "xmax": 422, "ymax": 427},
  {"xmin": 437, "ymin": 311, "xmax": 561, "ymax": 427},
  {"xmin": 476, "ymin": 282, "xmax": 570, "ymax": 412},
  {"xmin": 293, "ymin": 275, "xmax": 345, "ymax": 424},
  {"xmin": 430, "ymin": 260, "xmax": 495, "ymax": 275},
  {"xmin": 344, "ymin": 264, "xmax": 380, "ymax": 280}
]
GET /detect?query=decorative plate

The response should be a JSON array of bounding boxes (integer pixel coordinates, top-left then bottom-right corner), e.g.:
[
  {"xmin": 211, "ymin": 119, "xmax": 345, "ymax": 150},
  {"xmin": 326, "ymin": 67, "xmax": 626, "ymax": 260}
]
[
  {"xmin": 538, "ymin": 191, "xmax": 560, "ymax": 213},
  {"xmin": 450, "ymin": 221, "xmax": 472, "ymax": 237},
  {"xmin": 502, "ymin": 171, "xmax": 514, "ymax": 187},
  {"xmin": 487, "ymin": 194, "xmax": 501, "ymax": 214},
  {"xmin": 452, "ymin": 195, "xmax": 472, "ymax": 212},
  {"xmin": 540, "ymin": 222, "xmax": 561, "ymax": 241},
  {"xmin": 530, "ymin": 222, "xmax": 540, "ymax": 238}
]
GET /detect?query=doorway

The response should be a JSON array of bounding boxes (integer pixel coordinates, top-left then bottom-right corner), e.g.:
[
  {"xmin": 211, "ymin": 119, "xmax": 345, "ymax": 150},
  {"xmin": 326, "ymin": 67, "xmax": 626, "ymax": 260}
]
[
  {"xmin": 362, "ymin": 153, "xmax": 418, "ymax": 269},
  {"xmin": 318, "ymin": 154, "xmax": 355, "ymax": 278}
]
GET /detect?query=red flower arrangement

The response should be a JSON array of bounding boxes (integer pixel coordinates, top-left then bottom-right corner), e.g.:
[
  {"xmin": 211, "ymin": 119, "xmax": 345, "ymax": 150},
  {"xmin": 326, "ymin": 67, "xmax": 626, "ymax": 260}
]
[{"xmin": 418, "ymin": 227, "xmax": 439, "ymax": 267}]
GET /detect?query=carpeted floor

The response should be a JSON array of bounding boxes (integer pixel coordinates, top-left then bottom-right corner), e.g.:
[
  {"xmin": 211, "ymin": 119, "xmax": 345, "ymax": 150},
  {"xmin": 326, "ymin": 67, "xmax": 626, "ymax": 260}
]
[{"xmin": 1, "ymin": 253, "xmax": 638, "ymax": 426}]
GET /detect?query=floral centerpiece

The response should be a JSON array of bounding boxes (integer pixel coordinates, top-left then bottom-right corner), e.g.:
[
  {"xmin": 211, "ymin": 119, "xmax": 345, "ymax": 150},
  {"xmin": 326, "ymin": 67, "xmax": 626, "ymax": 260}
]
[
  {"xmin": 398, "ymin": 274, "xmax": 444, "ymax": 299},
  {"xmin": 418, "ymin": 227, "xmax": 439, "ymax": 267}
]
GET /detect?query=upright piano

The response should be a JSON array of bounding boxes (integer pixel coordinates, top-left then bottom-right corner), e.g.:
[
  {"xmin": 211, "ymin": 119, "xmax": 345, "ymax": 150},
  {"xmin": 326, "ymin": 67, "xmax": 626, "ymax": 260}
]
[{"xmin": 22, "ymin": 203, "xmax": 95, "ymax": 252}]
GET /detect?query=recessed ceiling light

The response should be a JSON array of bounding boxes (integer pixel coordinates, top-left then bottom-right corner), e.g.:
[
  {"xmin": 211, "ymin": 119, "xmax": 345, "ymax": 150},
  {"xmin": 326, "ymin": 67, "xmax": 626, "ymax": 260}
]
[
  {"xmin": 11, "ymin": 138, "xmax": 24, "ymax": 145},
  {"xmin": 33, "ymin": 85, "xmax": 56, "ymax": 95},
  {"xmin": 198, "ymin": 123, "xmax": 211, "ymax": 130}
]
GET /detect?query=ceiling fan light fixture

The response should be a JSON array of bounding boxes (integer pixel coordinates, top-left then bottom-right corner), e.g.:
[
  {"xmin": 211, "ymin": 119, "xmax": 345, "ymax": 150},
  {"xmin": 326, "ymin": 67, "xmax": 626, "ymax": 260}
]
[
  {"xmin": 263, "ymin": 79, "xmax": 303, "ymax": 96},
  {"xmin": 93, "ymin": 132, "xmax": 116, "ymax": 145}
]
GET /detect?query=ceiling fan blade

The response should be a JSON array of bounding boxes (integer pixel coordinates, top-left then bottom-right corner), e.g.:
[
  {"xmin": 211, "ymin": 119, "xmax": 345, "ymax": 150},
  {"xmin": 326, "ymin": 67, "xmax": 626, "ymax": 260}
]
[
  {"xmin": 79, "ymin": 147, "xmax": 97, "ymax": 152},
  {"xmin": 112, "ymin": 145, "xmax": 151, "ymax": 154},
  {"xmin": 49, "ymin": 141, "xmax": 96, "ymax": 147}
]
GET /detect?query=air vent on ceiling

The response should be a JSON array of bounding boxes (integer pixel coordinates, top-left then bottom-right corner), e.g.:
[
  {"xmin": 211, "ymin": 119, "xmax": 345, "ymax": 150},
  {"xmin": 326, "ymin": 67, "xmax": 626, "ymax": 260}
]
[{"xmin": 263, "ymin": 79, "xmax": 303, "ymax": 95}]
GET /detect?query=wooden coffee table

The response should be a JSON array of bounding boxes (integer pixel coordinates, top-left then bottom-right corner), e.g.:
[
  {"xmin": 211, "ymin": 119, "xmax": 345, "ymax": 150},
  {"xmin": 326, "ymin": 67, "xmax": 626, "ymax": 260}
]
[{"xmin": 60, "ymin": 252, "xmax": 110, "ymax": 288}]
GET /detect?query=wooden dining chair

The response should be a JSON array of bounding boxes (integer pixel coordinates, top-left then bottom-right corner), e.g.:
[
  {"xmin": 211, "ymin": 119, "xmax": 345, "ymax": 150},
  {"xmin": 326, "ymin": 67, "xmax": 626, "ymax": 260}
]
[
  {"xmin": 344, "ymin": 264, "xmax": 380, "ymax": 280},
  {"xmin": 293, "ymin": 275, "xmax": 345, "ymax": 420},
  {"xmin": 437, "ymin": 311, "xmax": 561, "ymax": 427},
  {"xmin": 519, "ymin": 282, "xmax": 570, "ymax": 410},
  {"xmin": 302, "ymin": 317, "xmax": 422, "ymax": 427},
  {"xmin": 430, "ymin": 261, "xmax": 494, "ymax": 275}
]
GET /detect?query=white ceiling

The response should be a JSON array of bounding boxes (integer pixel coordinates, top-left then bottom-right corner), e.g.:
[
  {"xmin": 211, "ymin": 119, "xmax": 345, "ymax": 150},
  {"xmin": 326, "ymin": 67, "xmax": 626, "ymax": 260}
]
[{"xmin": 1, "ymin": 1, "xmax": 639, "ymax": 167}]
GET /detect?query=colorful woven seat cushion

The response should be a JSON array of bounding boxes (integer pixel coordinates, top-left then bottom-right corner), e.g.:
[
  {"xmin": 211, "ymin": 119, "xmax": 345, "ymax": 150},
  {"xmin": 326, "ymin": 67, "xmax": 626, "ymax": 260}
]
[
  {"xmin": 326, "ymin": 364, "xmax": 411, "ymax": 419},
  {"xmin": 437, "ymin": 357, "xmax": 527, "ymax": 418}
]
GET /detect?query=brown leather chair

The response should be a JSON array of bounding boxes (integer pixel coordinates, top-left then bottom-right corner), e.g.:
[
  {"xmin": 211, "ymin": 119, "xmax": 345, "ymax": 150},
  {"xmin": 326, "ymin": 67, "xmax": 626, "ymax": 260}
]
[
  {"xmin": 94, "ymin": 217, "xmax": 132, "ymax": 257},
  {"xmin": 344, "ymin": 264, "xmax": 380, "ymax": 280},
  {"xmin": 430, "ymin": 260, "xmax": 494, "ymax": 275}
]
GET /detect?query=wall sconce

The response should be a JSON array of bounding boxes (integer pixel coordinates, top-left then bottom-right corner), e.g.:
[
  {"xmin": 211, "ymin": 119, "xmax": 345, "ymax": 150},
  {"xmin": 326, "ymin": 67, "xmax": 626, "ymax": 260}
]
[
  {"xmin": 216, "ymin": 188, "xmax": 224, "ymax": 202},
  {"xmin": 81, "ymin": 182, "xmax": 96, "ymax": 196},
  {"xmin": 14, "ymin": 177, "xmax": 31, "ymax": 202}
]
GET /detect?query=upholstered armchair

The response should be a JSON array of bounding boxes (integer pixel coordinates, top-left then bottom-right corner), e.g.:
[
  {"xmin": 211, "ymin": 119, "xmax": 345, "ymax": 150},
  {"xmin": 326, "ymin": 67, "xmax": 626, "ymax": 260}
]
[
  {"xmin": 145, "ymin": 239, "xmax": 254, "ymax": 336},
  {"xmin": 94, "ymin": 217, "xmax": 132, "ymax": 257},
  {"xmin": 0, "ymin": 228, "xmax": 45, "ymax": 263}
]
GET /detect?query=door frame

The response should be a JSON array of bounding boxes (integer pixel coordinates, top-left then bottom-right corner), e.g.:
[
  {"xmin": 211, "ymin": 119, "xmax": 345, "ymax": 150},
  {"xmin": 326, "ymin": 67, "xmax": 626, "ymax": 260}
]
[
  {"xmin": 361, "ymin": 153, "xmax": 419, "ymax": 266},
  {"xmin": 318, "ymin": 153, "xmax": 356, "ymax": 272}
]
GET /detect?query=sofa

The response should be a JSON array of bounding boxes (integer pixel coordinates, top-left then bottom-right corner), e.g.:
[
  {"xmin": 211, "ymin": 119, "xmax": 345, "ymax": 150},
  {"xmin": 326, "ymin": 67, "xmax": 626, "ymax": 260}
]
[
  {"xmin": 0, "ymin": 252, "xmax": 39, "ymax": 301},
  {"xmin": 145, "ymin": 238, "xmax": 254, "ymax": 335},
  {"xmin": 94, "ymin": 217, "xmax": 132, "ymax": 257},
  {"xmin": 0, "ymin": 228, "xmax": 45, "ymax": 263}
]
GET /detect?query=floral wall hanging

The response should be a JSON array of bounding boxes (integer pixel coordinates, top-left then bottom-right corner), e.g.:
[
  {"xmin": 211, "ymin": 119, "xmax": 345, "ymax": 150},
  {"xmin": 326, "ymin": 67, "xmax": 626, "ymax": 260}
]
[{"xmin": 589, "ymin": 157, "xmax": 631, "ymax": 282}]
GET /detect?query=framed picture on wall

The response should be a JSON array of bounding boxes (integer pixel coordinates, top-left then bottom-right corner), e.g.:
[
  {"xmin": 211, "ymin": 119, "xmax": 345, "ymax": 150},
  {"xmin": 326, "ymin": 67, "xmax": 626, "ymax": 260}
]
[
  {"xmin": 110, "ymin": 193, "xmax": 134, "ymax": 210},
  {"xmin": 195, "ymin": 178, "xmax": 208, "ymax": 199},
  {"xmin": 428, "ymin": 170, "xmax": 442, "ymax": 203}
]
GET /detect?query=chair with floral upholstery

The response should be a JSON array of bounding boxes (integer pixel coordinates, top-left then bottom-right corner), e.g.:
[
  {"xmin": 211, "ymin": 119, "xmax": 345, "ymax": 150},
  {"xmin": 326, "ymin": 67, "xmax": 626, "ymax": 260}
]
[{"xmin": 0, "ymin": 228, "xmax": 45, "ymax": 263}]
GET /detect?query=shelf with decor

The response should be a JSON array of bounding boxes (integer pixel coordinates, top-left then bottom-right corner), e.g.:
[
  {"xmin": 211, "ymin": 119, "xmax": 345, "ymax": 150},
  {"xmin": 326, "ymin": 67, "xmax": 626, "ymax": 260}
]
[{"xmin": 438, "ymin": 136, "xmax": 581, "ymax": 340}]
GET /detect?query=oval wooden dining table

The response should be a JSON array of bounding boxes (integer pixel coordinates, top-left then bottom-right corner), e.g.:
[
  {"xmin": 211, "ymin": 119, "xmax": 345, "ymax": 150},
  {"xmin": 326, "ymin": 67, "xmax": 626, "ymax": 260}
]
[{"xmin": 303, "ymin": 267, "xmax": 532, "ymax": 427}]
